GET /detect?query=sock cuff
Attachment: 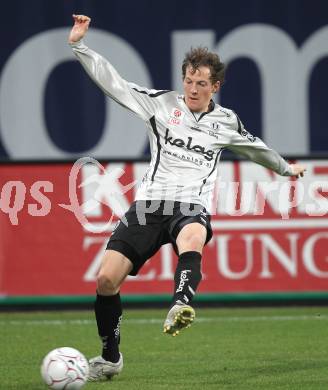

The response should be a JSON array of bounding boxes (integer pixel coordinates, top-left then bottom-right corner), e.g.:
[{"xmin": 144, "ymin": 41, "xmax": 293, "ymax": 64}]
[
  {"xmin": 96, "ymin": 292, "xmax": 121, "ymax": 305},
  {"xmin": 179, "ymin": 251, "xmax": 202, "ymax": 264}
]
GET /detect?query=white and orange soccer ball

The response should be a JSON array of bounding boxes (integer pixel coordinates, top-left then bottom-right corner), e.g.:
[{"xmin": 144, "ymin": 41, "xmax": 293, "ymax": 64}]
[{"xmin": 40, "ymin": 347, "xmax": 89, "ymax": 389}]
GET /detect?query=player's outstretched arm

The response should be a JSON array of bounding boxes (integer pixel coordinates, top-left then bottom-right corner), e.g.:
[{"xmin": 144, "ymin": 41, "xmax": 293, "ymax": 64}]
[
  {"xmin": 68, "ymin": 15, "xmax": 156, "ymax": 122},
  {"xmin": 228, "ymin": 114, "xmax": 307, "ymax": 178},
  {"xmin": 68, "ymin": 14, "xmax": 91, "ymax": 44}
]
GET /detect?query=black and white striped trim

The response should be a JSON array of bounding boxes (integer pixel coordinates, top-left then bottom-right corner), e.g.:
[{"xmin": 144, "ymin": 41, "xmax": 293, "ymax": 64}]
[
  {"xmin": 132, "ymin": 88, "xmax": 171, "ymax": 98},
  {"xmin": 198, "ymin": 148, "xmax": 224, "ymax": 195},
  {"xmin": 149, "ymin": 116, "xmax": 161, "ymax": 181}
]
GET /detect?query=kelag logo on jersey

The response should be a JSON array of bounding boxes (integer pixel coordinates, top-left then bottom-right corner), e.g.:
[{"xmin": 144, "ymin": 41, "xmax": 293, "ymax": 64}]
[{"xmin": 164, "ymin": 128, "xmax": 214, "ymax": 161}]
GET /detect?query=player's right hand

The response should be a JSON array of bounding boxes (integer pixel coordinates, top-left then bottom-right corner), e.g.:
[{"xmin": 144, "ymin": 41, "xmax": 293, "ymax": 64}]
[{"xmin": 68, "ymin": 14, "xmax": 91, "ymax": 43}]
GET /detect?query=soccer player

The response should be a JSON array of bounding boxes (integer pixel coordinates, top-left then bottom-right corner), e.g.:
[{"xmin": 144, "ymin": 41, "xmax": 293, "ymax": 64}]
[{"xmin": 68, "ymin": 14, "xmax": 306, "ymax": 381}]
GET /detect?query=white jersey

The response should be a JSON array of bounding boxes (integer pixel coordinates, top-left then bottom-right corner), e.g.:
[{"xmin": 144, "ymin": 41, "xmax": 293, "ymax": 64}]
[{"xmin": 71, "ymin": 40, "xmax": 293, "ymax": 212}]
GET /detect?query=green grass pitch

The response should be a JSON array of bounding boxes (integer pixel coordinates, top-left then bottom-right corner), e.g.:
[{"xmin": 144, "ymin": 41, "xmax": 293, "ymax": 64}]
[{"xmin": 0, "ymin": 306, "xmax": 328, "ymax": 389}]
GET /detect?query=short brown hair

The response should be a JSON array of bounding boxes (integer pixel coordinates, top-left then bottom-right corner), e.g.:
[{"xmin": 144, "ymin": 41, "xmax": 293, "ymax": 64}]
[{"xmin": 182, "ymin": 47, "xmax": 225, "ymax": 85}]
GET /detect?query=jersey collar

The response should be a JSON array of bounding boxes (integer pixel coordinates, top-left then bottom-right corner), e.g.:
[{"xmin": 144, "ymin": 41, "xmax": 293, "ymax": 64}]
[{"xmin": 191, "ymin": 99, "xmax": 216, "ymax": 122}]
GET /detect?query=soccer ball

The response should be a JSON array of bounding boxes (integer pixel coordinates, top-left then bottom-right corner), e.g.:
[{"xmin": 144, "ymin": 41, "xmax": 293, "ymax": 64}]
[{"xmin": 40, "ymin": 347, "xmax": 89, "ymax": 389}]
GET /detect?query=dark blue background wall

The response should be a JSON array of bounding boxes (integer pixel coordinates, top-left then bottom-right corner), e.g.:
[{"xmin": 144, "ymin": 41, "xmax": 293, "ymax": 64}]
[{"xmin": 0, "ymin": 0, "xmax": 327, "ymax": 160}]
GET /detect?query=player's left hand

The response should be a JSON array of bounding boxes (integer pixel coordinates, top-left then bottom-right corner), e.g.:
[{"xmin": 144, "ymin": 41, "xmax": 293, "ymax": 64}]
[{"xmin": 289, "ymin": 163, "xmax": 306, "ymax": 178}]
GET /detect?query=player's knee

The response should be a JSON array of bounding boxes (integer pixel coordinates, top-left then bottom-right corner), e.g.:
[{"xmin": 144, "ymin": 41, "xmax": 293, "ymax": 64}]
[
  {"xmin": 183, "ymin": 234, "xmax": 205, "ymax": 253},
  {"xmin": 96, "ymin": 272, "xmax": 119, "ymax": 295}
]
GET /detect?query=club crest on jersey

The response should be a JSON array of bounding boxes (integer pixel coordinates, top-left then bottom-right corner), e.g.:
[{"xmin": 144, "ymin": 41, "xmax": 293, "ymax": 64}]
[
  {"xmin": 168, "ymin": 108, "xmax": 185, "ymax": 125},
  {"xmin": 203, "ymin": 121, "xmax": 220, "ymax": 139},
  {"xmin": 211, "ymin": 122, "xmax": 220, "ymax": 131}
]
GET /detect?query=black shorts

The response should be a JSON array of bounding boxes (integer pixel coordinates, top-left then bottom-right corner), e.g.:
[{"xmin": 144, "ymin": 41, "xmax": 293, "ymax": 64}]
[{"xmin": 106, "ymin": 200, "xmax": 212, "ymax": 275}]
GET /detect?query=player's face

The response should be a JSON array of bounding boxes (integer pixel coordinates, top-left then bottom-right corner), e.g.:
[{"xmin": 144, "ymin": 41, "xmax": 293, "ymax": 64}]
[{"xmin": 183, "ymin": 65, "xmax": 220, "ymax": 113}]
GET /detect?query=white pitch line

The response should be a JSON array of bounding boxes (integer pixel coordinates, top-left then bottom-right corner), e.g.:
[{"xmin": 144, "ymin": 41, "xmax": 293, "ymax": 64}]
[{"xmin": 0, "ymin": 315, "xmax": 327, "ymax": 326}]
